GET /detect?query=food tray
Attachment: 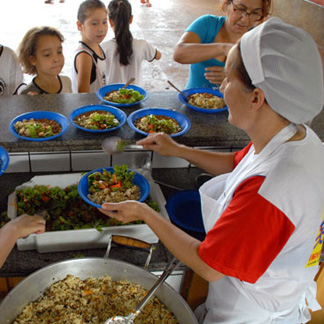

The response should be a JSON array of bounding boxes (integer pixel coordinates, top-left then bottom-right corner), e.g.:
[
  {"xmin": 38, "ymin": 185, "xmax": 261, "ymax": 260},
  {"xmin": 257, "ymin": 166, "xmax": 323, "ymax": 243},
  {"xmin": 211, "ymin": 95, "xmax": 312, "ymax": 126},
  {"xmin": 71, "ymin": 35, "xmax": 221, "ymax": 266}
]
[{"xmin": 7, "ymin": 173, "xmax": 168, "ymax": 253}]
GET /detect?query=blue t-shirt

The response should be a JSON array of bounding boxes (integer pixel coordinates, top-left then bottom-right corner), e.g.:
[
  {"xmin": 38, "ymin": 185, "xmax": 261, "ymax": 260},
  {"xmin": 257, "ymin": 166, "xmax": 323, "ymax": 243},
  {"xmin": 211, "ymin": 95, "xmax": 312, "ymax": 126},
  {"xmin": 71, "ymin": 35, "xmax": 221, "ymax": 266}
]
[{"xmin": 185, "ymin": 15, "xmax": 226, "ymax": 89}]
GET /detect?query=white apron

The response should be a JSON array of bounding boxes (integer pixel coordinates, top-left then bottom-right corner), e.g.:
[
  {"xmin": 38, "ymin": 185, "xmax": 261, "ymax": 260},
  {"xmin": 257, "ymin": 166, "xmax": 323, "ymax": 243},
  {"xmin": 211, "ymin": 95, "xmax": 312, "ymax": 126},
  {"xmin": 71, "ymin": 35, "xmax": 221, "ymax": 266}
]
[{"xmin": 198, "ymin": 124, "xmax": 322, "ymax": 324}]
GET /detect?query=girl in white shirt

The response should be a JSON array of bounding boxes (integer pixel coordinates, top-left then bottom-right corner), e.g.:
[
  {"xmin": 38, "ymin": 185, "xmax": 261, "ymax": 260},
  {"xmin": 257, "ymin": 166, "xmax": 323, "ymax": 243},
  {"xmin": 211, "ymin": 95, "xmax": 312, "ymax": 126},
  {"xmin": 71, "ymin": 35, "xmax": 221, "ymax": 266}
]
[
  {"xmin": 71, "ymin": 0, "xmax": 108, "ymax": 93},
  {"xmin": 102, "ymin": 0, "xmax": 161, "ymax": 87},
  {"xmin": 18, "ymin": 26, "xmax": 71, "ymax": 95}
]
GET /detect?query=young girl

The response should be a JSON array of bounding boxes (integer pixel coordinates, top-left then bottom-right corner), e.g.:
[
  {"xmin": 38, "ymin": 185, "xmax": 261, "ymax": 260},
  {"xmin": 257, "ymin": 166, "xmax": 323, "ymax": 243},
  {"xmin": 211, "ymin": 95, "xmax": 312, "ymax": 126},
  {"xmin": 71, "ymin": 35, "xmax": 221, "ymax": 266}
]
[
  {"xmin": 18, "ymin": 26, "xmax": 72, "ymax": 95},
  {"xmin": 102, "ymin": 0, "xmax": 161, "ymax": 87},
  {"xmin": 71, "ymin": 0, "xmax": 108, "ymax": 93}
]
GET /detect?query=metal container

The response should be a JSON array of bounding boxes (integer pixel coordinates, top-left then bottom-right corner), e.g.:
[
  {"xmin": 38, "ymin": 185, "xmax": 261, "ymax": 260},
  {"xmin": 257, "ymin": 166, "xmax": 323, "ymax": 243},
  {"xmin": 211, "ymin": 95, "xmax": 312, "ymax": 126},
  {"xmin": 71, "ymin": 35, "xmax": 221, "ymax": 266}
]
[{"xmin": 0, "ymin": 258, "xmax": 198, "ymax": 324}]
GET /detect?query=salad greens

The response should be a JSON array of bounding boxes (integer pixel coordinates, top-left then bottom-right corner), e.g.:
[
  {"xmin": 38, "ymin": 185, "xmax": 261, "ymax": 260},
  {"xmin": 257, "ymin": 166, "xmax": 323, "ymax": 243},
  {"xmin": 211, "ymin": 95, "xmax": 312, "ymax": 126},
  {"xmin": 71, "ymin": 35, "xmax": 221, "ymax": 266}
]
[
  {"xmin": 1, "ymin": 180, "xmax": 160, "ymax": 232},
  {"xmin": 74, "ymin": 111, "xmax": 119, "ymax": 130},
  {"xmin": 88, "ymin": 164, "xmax": 136, "ymax": 194},
  {"xmin": 104, "ymin": 88, "xmax": 144, "ymax": 104}
]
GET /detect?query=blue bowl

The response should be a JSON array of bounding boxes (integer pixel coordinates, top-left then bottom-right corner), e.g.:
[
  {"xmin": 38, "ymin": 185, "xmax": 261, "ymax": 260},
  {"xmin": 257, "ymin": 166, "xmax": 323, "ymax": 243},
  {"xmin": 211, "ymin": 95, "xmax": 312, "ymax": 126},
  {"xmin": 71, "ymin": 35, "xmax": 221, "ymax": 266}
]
[
  {"xmin": 0, "ymin": 146, "xmax": 9, "ymax": 176},
  {"xmin": 97, "ymin": 83, "xmax": 148, "ymax": 107},
  {"xmin": 178, "ymin": 87, "xmax": 228, "ymax": 114},
  {"xmin": 127, "ymin": 107, "xmax": 191, "ymax": 137},
  {"xmin": 166, "ymin": 190, "xmax": 206, "ymax": 239},
  {"xmin": 78, "ymin": 167, "xmax": 150, "ymax": 208},
  {"xmin": 9, "ymin": 111, "xmax": 69, "ymax": 141},
  {"xmin": 69, "ymin": 105, "xmax": 127, "ymax": 133}
]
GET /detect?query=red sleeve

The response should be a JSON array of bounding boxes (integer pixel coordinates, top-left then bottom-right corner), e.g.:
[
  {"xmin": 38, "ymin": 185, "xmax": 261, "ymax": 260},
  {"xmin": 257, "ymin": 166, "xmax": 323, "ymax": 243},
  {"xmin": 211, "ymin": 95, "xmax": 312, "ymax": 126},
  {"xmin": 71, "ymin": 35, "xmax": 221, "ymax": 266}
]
[
  {"xmin": 233, "ymin": 142, "xmax": 253, "ymax": 168},
  {"xmin": 198, "ymin": 176, "xmax": 295, "ymax": 283}
]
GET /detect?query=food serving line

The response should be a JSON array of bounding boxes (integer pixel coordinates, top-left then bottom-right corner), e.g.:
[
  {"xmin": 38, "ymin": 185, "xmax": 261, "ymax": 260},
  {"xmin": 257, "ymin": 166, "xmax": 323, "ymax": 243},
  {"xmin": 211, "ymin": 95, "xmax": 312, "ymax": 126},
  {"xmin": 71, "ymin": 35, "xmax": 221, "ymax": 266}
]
[{"xmin": 0, "ymin": 91, "xmax": 324, "ymax": 319}]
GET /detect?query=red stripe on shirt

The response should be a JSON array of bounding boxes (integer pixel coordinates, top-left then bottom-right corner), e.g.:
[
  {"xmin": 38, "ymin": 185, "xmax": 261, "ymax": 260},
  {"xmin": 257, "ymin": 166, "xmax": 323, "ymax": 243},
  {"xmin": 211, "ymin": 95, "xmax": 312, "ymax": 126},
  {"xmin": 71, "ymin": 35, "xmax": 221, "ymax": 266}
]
[{"xmin": 198, "ymin": 176, "xmax": 295, "ymax": 283}]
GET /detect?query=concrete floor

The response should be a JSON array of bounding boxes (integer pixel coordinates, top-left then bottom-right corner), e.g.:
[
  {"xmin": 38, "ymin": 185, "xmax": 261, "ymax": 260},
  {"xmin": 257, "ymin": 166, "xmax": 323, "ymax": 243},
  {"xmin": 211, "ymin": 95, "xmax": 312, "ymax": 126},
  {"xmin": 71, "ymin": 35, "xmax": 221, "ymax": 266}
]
[{"xmin": 0, "ymin": 0, "xmax": 223, "ymax": 91}]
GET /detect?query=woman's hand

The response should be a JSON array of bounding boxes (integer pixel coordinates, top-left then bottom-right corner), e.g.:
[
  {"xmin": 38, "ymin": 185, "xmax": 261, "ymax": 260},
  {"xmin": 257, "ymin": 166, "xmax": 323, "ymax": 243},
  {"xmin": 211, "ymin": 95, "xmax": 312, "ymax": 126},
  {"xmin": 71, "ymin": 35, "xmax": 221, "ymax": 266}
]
[
  {"xmin": 204, "ymin": 66, "xmax": 225, "ymax": 85},
  {"xmin": 137, "ymin": 132, "xmax": 183, "ymax": 157},
  {"xmin": 100, "ymin": 201, "xmax": 152, "ymax": 223}
]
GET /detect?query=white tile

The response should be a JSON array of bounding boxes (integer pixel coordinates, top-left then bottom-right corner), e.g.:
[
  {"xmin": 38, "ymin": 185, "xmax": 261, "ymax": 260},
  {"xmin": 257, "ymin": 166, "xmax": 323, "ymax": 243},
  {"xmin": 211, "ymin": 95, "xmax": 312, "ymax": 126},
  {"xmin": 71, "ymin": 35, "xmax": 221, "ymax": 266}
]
[
  {"xmin": 30, "ymin": 152, "xmax": 70, "ymax": 172},
  {"xmin": 112, "ymin": 151, "xmax": 153, "ymax": 171},
  {"xmin": 71, "ymin": 150, "xmax": 111, "ymax": 171},
  {"xmin": 6, "ymin": 153, "xmax": 30, "ymax": 173},
  {"xmin": 152, "ymin": 153, "xmax": 189, "ymax": 168}
]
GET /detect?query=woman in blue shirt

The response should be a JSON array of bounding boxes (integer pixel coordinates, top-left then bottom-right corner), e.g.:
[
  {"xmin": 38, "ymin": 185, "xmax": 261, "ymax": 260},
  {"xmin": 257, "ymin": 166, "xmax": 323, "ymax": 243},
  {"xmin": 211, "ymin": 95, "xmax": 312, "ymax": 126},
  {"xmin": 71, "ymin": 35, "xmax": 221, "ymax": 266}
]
[{"xmin": 173, "ymin": 0, "xmax": 272, "ymax": 89}]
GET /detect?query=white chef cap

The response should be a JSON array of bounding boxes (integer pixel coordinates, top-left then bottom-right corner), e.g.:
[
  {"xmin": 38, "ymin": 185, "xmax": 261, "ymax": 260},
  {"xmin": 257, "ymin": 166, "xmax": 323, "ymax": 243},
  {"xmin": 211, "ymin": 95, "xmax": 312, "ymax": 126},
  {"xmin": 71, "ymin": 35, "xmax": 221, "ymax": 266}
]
[{"xmin": 240, "ymin": 17, "xmax": 323, "ymax": 124}]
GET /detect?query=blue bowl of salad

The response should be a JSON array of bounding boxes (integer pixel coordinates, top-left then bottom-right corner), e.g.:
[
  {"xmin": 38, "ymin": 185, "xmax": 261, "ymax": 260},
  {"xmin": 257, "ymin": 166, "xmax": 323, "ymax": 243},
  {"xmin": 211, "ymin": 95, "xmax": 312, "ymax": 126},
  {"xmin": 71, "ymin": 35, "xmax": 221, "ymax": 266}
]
[
  {"xmin": 78, "ymin": 165, "xmax": 150, "ymax": 208},
  {"xmin": 127, "ymin": 107, "xmax": 191, "ymax": 137},
  {"xmin": 0, "ymin": 146, "xmax": 9, "ymax": 176},
  {"xmin": 9, "ymin": 111, "xmax": 69, "ymax": 141},
  {"xmin": 179, "ymin": 87, "xmax": 228, "ymax": 114},
  {"xmin": 97, "ymin": 83, "xmax": 148, "ymax": 108},
  {"xmin": 69, "ymin": 105, "xmax": 127, "ymax": 133}
]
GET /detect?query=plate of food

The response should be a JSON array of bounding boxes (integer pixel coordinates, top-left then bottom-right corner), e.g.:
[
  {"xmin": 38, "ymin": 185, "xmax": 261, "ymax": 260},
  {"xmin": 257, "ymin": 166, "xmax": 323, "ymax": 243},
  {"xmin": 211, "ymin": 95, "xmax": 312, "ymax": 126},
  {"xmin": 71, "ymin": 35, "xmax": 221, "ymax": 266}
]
[
  {"xmin": 178, "ymin": 87, "xmax": 227, "ymax": 113},
  {"xmin": 9, "ymin": 111, "xmax": 69, "ymax": 141},
  {"xmin": 0, "ymin": 146, "xmax": 9, "ymax": 176},
  {"xmin": 69, "ymin": 105, "xmax": 127, "ymax": 133},
  {"xmin": 127, "ymin": 108, "xmax": 191, "ymax": 137},
  {"xmin": 97, "ymin": 83, "xmax": 148, "ymax": 107},
  {"xmin": 78, "ymin": 164, "xmax": 150, "ymax": 208}
]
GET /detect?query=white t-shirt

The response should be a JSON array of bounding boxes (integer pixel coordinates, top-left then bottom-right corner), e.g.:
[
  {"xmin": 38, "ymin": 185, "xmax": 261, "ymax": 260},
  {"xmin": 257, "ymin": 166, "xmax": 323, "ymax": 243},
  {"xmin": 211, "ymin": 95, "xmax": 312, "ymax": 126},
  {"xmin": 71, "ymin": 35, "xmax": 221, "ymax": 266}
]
[
  {"xmin": 71, "ymin": 42, "xmax": 106, "ymax": 93},
  {"xmin": 101, "ymin": 38, "xmax": 157, "ymax": 87},
  {"xmin": 0, "ymin": 45, "xmax": 24, "ymax": 96}
]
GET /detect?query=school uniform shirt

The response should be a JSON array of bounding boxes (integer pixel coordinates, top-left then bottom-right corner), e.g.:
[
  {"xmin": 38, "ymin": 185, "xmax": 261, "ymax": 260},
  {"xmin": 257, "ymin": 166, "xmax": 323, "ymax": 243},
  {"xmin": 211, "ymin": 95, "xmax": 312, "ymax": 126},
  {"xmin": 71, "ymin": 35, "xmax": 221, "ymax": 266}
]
[
  {"xmin": 71, "ymin": 42, "xmax": 106, "ymax": 93},
  {"xmin": 19, "ymin": 75, "xmax": 72, "ymax": 95},
  {"xmin": 0, "ymin": 45, "xmax": 24, "ymax": 96},
  {"xmin": 198, "ymin": 124, "xmax": 324, "ymax": 324},
  {"xmin": 101, "ymin": 38, "xmax": 157, "ymax": 87}
]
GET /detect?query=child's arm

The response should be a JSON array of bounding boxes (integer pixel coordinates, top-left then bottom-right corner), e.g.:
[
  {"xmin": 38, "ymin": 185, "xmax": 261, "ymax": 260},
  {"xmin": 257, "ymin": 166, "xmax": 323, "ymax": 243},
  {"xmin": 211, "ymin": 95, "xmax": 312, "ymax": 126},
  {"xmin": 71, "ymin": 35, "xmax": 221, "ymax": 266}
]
[
  {"xmin": 75, "ymin": 52, "xmax": 93, "ymax": 93},
  {"xmin": 0, "ymin": 215, "xmax": 45, "ymax": 268},
  {"xmin": 155, "ymin": 49, "xmax": 162, "ymax": 61}
]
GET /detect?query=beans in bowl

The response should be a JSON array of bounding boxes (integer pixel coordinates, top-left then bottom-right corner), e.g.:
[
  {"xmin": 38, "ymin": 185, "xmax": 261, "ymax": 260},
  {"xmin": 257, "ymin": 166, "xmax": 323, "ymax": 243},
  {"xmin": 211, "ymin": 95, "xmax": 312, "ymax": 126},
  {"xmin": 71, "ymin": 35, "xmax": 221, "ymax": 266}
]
[
  {"xmin": 134, "ymin": 114, "xmax": 182, "ymax": 135},
  {"xmin": 12, "ymin": 274, "xmax": 178, "ymax": 324},
  {"xmin": 14, "ymin": 118, "xmax": 61, "ymax": 138},
  {"xmin": 74, "ymin": 110, "xmax": 119, "ymax": 130},
  {"xmin": 188, "ymin": 92, "xmax": 226, "ymax": 109}
]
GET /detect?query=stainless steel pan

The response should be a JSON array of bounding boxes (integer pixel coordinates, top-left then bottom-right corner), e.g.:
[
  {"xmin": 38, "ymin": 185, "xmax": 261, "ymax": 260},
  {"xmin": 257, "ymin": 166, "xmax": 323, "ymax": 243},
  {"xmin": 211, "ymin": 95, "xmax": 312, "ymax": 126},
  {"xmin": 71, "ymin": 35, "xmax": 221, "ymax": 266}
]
[{"xmin": 0, "ymin": 257, "xmax": 198, "ymax": 324}]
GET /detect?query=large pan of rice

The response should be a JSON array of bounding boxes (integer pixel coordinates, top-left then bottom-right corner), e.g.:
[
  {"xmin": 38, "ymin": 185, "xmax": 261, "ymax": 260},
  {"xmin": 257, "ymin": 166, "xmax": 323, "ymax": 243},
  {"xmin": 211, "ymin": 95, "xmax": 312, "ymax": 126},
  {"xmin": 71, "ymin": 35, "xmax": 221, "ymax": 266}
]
[{"xmin": 0, "ymin": 258, "xmax": 198, "ymax": 324}]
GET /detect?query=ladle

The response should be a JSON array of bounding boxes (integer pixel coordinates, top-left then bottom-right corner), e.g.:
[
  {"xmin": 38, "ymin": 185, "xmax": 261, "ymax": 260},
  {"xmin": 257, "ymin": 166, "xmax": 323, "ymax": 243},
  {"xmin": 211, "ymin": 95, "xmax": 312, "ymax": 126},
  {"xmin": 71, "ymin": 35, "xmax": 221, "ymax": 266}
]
[
  {"xmin": 104, "ymin": 257, "xmax": 180, "ymax": 324},
  {"xmin": 167, "ymin": 80, "xmax": 188, "ymax": 100},
  {"xmin": 102, "ymin": 137, "xmax": 143, "ymax": 155},
  {"xmin": 122, "ymin": 77, "xmax": 135, "ymax": 89}
]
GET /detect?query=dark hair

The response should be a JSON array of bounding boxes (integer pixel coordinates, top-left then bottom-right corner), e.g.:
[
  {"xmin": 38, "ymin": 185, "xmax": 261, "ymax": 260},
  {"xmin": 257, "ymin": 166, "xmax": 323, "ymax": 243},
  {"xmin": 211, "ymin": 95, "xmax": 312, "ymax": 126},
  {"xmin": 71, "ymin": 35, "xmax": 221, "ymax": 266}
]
[
  {"xmin": 78, "ymin": 0, "xmax": 107, "ymax": 23},
  {"xmin": 222, "ymin": 0, "xmax": 273, "ymax": 20},
  {"xmin": 233, "ymin": 41, "xmax": 255, "ymax": 92},
  {"xmin": 108, "ymin": 0, "xmax": 133, "ymax": 66},
  {"xmin": 18, "ymin": 26, "xmax": 64, "ymax": 75}
]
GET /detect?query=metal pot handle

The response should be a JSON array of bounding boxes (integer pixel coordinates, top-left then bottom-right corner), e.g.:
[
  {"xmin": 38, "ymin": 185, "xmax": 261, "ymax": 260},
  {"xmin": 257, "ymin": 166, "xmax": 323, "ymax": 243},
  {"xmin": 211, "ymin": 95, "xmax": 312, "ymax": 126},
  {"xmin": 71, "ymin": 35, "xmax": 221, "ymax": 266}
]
[{"xmin": 104, "ymin": 235, "xmax": 153, "ymax": 269}]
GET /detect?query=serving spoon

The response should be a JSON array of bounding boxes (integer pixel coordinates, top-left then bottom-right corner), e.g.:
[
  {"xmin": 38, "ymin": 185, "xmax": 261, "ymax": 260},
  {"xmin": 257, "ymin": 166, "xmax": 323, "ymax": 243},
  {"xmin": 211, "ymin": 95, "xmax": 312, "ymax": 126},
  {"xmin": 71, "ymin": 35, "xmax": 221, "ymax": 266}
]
[
  {"xmin": 121, "ymin": 77, "xmax": 135, "ymax": 89},
  {"xmin": 102, "ymin": 137, "xmax": 143, "ymax": 155},
  {"xmin": 167, "ymin": 80, "xmax": 188, "ymax": 100},
  {"xmin": 104, "ymin": 257, "xmax": 180, "ymax": 324}
]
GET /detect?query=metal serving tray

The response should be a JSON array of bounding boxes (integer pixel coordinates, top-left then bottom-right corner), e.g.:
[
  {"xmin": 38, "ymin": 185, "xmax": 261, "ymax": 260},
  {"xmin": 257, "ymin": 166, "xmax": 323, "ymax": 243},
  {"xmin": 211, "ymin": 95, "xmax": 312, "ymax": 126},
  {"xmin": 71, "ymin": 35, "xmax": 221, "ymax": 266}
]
[{"xmin": 7, "ymin": 172, "xmax": 168, "ymax": 253}]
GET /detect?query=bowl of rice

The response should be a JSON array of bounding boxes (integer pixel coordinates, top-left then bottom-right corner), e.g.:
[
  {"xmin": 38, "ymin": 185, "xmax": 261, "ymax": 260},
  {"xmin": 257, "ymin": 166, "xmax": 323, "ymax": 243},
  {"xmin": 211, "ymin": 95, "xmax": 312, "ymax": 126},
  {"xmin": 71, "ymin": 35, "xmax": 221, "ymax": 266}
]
[
  {"xmin": 178, "ymin": 87, "xmax": 228, "ymax": 114},
  {"xmin": 78, "ymin": 165, "xmax": 150, "ymax": 208},
  {"xmin": 97, "ymin": 83, "xmax": 148, "ymax": 108}
]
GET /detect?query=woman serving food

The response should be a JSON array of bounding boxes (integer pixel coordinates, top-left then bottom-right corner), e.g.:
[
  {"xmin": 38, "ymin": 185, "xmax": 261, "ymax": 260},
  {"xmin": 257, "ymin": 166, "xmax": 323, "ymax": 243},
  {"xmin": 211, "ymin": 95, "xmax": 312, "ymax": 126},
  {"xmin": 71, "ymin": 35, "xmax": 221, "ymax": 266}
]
[
  {"xmin": 100, "ymin": 18, "xmax": 324, "ymax": 323},
  {"xmin": 173, "ymin": 0, "xmax": 272, "ymax": 89}
]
